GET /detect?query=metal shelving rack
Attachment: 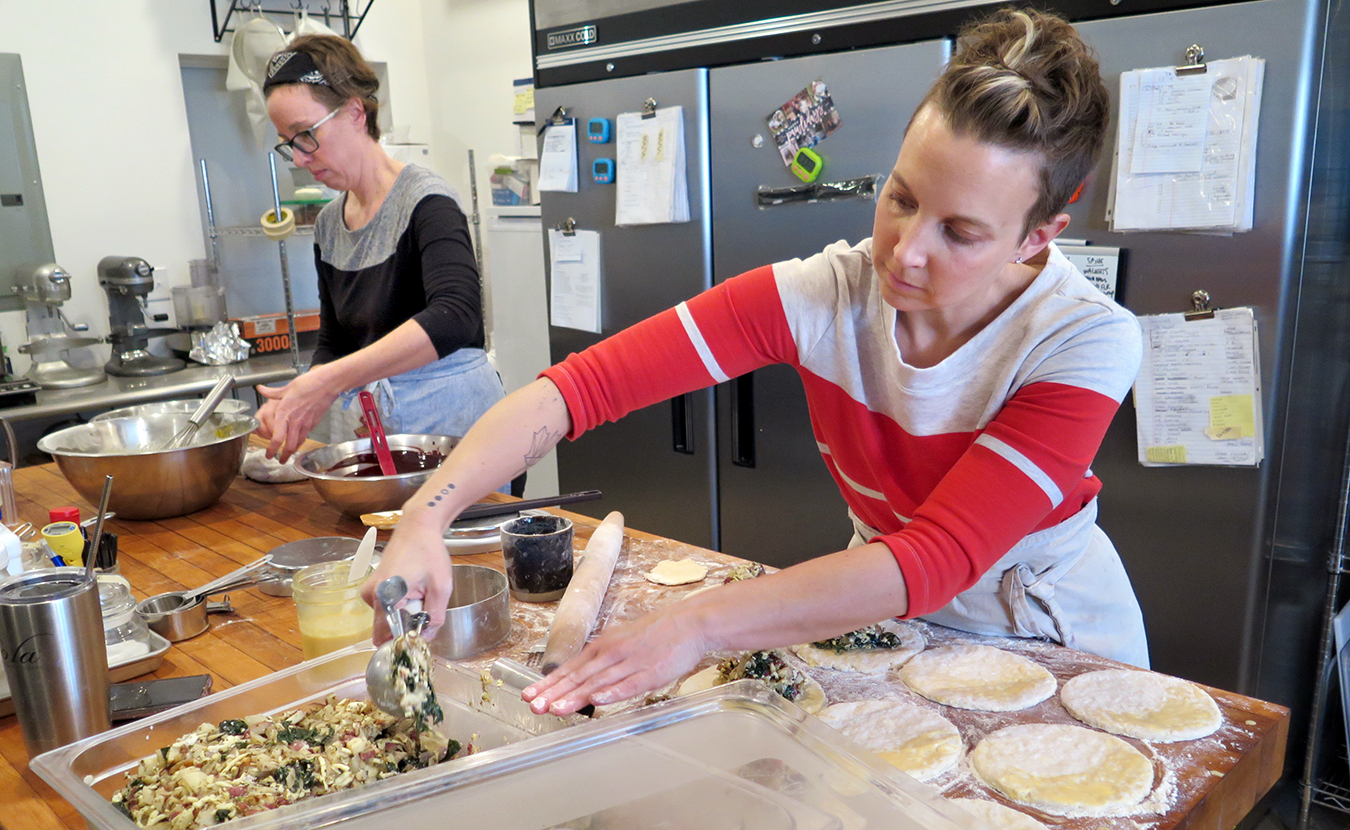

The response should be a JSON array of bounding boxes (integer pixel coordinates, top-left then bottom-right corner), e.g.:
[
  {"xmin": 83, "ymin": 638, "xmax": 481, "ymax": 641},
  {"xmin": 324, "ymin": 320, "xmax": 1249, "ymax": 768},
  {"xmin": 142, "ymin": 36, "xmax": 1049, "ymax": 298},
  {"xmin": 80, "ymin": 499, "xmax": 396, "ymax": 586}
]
[
  {"xmin": 1299, "ymin": 421, "xmax": 1350, "ymax": 829},
  {"xmin": 208, "ymin": 0, "xmax": 374, "ymax": 43}
]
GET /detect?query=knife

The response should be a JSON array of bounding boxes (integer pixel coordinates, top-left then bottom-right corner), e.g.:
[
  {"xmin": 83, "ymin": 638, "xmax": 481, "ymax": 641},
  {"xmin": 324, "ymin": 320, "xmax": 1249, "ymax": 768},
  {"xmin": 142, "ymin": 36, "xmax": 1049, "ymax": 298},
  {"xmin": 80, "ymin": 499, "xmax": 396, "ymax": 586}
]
[{"xmin": 457, "ymin": 489, "xmax": 603, "ymax": 521}]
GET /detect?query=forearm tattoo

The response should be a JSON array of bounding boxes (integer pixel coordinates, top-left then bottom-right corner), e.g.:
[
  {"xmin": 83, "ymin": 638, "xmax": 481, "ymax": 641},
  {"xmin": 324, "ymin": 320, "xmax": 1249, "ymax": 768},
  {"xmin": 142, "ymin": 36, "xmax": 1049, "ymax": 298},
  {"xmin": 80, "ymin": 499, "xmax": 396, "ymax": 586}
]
[
  {"xmin": 426, "ymin": 482, "xmax": 457, "ymax": 508},
  {"xmin": 525, "ymin": 426, "xmax": 564, "ymax": 467}
]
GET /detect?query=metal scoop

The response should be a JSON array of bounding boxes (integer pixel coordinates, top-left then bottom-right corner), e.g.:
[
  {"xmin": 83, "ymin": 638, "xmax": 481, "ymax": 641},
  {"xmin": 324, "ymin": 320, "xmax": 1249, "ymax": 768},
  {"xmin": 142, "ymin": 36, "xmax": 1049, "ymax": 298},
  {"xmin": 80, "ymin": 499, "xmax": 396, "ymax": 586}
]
[
  {"xmin": 366, "ymin": 576, "xmax": 430, "ymax": 716},
  {"xmin": 161, "ymin": 375, "xmax": 236, "ymax": 450}
]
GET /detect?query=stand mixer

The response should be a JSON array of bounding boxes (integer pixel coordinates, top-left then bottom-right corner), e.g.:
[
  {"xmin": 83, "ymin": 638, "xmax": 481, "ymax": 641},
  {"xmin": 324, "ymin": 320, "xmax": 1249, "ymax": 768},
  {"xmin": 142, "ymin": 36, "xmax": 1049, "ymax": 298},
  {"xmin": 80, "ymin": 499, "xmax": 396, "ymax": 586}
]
[
  {"xmin": 98, "ymin": 256, "xmax": 185, "ymax": 377},
  {"xmin": 17, "ymin": 263, "xmax": 107, "ymax": 389}
]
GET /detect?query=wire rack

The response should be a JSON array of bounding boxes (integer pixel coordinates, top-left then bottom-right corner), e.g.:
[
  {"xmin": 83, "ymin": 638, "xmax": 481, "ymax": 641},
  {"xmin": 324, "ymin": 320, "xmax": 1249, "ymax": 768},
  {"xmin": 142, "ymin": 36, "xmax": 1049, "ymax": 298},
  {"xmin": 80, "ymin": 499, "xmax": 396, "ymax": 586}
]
[{"xmin": 208, "ymin": 0, "xmax": 375, "ymax": 42}]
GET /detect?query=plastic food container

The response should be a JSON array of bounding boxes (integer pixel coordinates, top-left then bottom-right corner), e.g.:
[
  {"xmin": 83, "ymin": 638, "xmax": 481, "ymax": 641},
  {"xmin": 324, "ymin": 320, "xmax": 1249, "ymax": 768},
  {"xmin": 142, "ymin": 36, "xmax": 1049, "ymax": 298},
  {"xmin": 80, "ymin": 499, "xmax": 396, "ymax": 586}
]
[{"xmin": 32, "ymin": 652, "xmax": 982, "ymax": 830}]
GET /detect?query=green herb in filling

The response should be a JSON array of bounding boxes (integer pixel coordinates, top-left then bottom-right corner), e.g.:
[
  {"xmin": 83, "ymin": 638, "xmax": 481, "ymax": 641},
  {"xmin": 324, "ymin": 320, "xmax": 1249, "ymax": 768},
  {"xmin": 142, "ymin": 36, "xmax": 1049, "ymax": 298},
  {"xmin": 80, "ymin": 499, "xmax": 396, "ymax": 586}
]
[
  {"xmin": 217, "ymin": 719, "xmax": 248, "ymax": 735},
  {"xmin": 811, "ymin": 625, "xmax": 902, "ymax": 653}
]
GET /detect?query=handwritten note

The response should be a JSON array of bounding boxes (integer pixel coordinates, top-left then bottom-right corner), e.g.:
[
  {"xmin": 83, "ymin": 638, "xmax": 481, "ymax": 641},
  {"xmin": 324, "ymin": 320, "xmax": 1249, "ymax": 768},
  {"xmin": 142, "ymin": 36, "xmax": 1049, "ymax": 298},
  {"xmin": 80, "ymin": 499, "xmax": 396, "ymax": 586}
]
[
  {"xmin": 1130, "ymin": 69, "xmax": 1212, "ymax": 174},
  {"xmin": 1059, "ymin": 244, "xmax": 1122, "ymax": 299},
  {"xmin": 1133, "ymin": 308, "xmax": 1263, "ymax": 467}
]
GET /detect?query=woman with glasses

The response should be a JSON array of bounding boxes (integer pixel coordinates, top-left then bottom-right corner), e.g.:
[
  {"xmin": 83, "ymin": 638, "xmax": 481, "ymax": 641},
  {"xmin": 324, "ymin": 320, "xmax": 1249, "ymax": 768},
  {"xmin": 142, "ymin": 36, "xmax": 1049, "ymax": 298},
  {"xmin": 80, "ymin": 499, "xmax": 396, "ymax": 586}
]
[{"xmin": 257, "ymin": 35, "xmax": 504, "ymax": 463}]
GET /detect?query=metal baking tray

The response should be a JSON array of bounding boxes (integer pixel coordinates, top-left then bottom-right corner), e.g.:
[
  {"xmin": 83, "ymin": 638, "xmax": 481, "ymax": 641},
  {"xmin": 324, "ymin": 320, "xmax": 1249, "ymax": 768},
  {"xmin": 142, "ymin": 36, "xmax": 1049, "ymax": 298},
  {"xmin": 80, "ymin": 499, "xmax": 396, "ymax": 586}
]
[
  {"xmin": 34, "ymin": 660, "xmax": 983, "ymax": 830},
  {"xmin": 0, "ymin": 631, "xmax": 170, "ymax": 717}
]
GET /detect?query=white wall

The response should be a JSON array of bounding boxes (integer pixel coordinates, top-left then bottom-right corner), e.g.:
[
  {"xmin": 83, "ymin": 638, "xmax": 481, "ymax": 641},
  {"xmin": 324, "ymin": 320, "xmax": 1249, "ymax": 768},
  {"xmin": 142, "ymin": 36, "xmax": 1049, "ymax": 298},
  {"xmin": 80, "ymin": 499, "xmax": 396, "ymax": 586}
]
[
  {"xmin": 0, "ymin": 0, "xmax": 435, "ymax": 375},
  {"xmin": 417, "ymin": 0, "xmax": 535, "ymax": 208}
]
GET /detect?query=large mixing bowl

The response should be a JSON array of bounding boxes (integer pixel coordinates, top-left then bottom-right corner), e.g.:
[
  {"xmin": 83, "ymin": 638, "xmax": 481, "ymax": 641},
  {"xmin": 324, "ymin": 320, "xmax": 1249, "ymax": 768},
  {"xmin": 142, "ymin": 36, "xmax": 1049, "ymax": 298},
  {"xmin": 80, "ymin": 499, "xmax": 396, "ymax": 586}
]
[
  {"xmin": 92, "ymin": 398, "xmax": 252, "ymax": 422},
  {"xmin": 296, "ymin": 434, "xmax": 459, "ymax": 518},
  {"xmin": 37, "ymin": 414, "xmax": 258, "ymax": 520}
]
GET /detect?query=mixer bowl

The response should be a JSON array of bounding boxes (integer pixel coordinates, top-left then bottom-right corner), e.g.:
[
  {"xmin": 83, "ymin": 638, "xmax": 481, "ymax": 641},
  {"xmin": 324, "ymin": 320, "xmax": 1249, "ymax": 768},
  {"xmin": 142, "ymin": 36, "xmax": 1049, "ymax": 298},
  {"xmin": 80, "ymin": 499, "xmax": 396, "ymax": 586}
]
[
  {"xmin": 295, "ymin": 434, "xmax": 459, "ymax": 517},
  {"xmin": 92, "ymin": 398, "xmax": 252, "ymax": 422},
  {"xmin": 37, "ymin": 414, "xmax": 257, "ymax": 520}
]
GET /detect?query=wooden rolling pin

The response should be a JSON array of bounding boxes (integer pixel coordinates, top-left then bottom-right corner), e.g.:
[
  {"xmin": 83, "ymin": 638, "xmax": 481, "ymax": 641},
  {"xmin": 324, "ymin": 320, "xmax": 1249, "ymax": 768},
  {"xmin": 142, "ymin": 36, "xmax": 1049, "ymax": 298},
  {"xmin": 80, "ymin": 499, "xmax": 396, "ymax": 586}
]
[{"xmin": 541, "ymin": 511, "xmax": 625, "ymax": 674}]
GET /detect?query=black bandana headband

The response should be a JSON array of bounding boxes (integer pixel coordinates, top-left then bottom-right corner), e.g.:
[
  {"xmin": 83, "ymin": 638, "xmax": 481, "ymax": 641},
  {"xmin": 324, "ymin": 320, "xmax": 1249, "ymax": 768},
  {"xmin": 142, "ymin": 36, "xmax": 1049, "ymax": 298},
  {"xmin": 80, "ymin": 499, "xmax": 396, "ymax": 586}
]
[{"xmin": 263, "ymin": 50, "xmax": 329, "ymax": 91}]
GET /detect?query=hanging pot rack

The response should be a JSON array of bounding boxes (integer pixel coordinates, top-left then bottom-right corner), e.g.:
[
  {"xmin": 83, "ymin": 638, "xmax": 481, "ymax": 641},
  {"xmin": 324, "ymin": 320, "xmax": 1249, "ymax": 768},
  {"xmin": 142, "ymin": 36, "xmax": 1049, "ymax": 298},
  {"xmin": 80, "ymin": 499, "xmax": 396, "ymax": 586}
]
[{"xmin": 209, "ymin": 0, "xmax": 375, "ymax": 43}]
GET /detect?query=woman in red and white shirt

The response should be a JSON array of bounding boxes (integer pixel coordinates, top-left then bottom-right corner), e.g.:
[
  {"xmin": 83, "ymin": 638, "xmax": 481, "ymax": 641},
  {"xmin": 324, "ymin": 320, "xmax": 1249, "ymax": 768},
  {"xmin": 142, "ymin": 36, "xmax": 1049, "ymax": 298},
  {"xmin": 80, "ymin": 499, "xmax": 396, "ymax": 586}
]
[{"xmin": 368, "ymin": 7, "xmax": 1148, "ymax": 715}]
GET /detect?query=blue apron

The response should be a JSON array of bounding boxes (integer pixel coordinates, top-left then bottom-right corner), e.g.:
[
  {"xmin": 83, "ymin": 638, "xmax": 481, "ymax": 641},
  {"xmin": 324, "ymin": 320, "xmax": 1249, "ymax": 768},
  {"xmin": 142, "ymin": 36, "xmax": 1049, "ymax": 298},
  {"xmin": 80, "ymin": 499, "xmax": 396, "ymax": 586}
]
[
  {"xmin": 331, "ymin": 348, "xmax": 505, "ymax": 445},
  {"xmin": 849, "ymin": 498, "xmax": 1150, "ymax": 667}
]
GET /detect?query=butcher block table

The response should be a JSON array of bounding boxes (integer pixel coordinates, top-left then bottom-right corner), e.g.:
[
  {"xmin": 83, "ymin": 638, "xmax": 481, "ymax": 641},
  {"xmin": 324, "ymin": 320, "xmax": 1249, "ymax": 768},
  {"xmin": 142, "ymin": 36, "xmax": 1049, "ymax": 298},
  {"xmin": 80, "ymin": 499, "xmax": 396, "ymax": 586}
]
[{"xmin": 1, "ymin": 449, "xmax": 1288, "ymax": 830}]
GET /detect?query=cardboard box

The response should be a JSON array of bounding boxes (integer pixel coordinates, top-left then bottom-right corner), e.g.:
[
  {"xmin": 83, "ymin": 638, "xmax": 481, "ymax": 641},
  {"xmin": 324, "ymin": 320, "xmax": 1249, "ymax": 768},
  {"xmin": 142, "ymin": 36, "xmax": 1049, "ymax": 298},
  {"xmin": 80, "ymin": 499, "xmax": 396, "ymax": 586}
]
[{"xmin": 231, "ymin": 311, "xmax": 321, "ymax": 356}]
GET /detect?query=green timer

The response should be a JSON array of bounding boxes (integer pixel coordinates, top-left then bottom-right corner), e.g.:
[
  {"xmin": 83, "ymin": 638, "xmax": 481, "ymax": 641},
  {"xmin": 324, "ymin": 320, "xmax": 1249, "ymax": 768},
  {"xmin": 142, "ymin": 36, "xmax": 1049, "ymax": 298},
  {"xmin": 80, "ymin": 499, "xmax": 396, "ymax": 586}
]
[{"xmin": 791, "ymin": 147, "xmax": 823, "ymax": 183}]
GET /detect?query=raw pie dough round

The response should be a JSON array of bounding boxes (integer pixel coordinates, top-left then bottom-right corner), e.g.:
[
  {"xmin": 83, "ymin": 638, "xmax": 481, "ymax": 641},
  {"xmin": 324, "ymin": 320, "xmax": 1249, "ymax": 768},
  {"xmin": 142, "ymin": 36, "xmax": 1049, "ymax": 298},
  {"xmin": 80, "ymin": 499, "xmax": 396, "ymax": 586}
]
[
  {"xmin": 971, "ymin": 723, "xmax": 1154, "ymax": 816},
  {"xmin": 1061, "ymin": 669, "xmax": 1222, "ymax": 742},
  {"xmin": 899, "ymin": 644, "xmax": 1056, "ymax": 711},
  {"xmin": 817, "ymin": 699, "xmax": 962, "ymax": 781},
  {"xmin": 644, "ymin": 558, "xmax": 709, "ymax": 585},
  {"xmin": 947, "ymin": 798, "xmax": 1049, "ymax": 830},
  {"xmin": 791, "ymin": 620, "xmax": 925, "ymax": 673}
]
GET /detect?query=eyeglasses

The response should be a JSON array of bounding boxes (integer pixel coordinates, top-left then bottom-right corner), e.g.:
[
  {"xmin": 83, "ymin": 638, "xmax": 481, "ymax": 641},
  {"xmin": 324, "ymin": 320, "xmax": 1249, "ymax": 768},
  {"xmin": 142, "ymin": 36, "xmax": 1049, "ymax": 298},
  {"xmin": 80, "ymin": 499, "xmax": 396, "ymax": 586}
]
[{"xmin": 274, "ymin": 106, "xmax": 342, "ymax": 161}]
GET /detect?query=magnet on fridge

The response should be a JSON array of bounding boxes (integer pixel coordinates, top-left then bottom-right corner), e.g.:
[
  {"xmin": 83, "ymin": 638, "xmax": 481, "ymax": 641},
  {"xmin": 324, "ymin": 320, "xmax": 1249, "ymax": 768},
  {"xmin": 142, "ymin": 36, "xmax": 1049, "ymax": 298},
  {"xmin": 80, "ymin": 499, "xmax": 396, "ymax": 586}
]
[
  {"xmin": 790, "ymin": 147, "xmax": 823, "ymax": 183},
  {"xmin": 587, "ymin": 118, "xmax": 612, "ymax": 144},
  {"xmin": 592, "ymin": 158, "xmax": 615, "ymax": 184}
]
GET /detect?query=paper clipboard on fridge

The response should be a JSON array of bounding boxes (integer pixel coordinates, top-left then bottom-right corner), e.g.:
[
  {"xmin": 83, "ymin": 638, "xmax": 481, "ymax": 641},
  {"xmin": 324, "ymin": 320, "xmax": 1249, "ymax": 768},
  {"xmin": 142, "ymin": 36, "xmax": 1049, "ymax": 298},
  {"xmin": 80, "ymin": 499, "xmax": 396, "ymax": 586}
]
[
  {"xmin": 1132, "ymin": 292, "xmax": 1263, "ymax": 467},
  {"xmin": 1108, "ymin": 47, "xmax": 1265, "ymax": 234}
]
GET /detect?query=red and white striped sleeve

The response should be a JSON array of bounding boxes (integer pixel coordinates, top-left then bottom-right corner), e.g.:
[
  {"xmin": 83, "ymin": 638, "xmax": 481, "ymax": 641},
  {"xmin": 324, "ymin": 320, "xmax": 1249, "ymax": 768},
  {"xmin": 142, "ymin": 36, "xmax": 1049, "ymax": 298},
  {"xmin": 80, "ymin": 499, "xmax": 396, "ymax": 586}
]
[{"xmin": 542, "ymin": 265, "xmax": 799, "ymax": 439}]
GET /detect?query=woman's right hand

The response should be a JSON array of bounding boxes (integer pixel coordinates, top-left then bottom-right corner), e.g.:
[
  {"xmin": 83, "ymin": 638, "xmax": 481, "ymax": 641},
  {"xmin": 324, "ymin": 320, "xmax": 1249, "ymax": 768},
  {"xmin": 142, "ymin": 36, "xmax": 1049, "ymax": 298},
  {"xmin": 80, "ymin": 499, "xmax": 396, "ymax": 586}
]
[
  {"xmin": 361, "ymin": 513, "xmax": 455, "ymax": 641},
  {"xmin": 255, "ymin": 369, "xmax": 340, "ymax": 462}
]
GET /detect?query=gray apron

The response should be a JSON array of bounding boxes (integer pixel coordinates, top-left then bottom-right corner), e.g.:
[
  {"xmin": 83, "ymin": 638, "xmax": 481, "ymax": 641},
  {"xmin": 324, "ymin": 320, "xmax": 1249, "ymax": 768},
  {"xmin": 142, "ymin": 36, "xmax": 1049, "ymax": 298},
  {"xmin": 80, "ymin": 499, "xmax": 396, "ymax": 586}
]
[
  {"xmin": 328, "ymin": 347, "xmax": 505, "ymax": 443},
  {"xmin": 849, "ymin": 499, "xmax": 1150, "ymax": 667}
]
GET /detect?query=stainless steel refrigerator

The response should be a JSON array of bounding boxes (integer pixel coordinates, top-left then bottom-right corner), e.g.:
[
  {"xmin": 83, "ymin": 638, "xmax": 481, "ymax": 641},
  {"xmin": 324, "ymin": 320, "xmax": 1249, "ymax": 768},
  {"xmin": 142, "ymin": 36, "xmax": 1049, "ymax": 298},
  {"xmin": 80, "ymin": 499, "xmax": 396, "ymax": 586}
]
[
  {"xmin": 531, "ymin": 0, "xmax": 1350, "ymax": 738},
  {"xmin": 535, "ymin": 40, "xmax": 949, "ymax": 565}
]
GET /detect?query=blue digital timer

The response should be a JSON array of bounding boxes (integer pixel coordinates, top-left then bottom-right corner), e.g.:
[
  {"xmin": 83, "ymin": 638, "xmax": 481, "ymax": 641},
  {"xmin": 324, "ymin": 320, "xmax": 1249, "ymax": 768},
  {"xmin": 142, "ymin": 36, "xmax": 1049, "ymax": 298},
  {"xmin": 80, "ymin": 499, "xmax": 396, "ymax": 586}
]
[
  {"xmin": 593, "ymin": 158, "xmax": 615, "ymax": 184},
  {"xmin": 587, "ymin": 118, "xmax": 612, "ymax": 144}
]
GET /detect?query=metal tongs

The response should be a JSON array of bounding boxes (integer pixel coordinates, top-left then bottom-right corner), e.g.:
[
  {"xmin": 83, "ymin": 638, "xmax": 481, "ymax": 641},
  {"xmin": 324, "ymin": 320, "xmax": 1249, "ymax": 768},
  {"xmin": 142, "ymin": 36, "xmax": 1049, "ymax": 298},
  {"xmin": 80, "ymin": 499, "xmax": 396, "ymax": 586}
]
[
  {"xmin": 366, "ymin": 576, "xmax": 430, "ymax": 717},
  {"xmin": 162, "ymin": 375, "xmax": 237, "ymax": 450}
]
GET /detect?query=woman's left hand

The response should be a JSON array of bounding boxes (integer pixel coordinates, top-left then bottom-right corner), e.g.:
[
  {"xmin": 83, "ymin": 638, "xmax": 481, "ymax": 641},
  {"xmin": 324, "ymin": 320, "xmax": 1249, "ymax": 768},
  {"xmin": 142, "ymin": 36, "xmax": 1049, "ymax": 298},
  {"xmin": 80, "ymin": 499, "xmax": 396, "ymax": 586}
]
[
  {"xmin": 521, "ymin": 603, "xmax": 711, "ymax": 715},
  {"xmin": 256, "ymin": 368, "xmax": 340, "ymax": 461}
]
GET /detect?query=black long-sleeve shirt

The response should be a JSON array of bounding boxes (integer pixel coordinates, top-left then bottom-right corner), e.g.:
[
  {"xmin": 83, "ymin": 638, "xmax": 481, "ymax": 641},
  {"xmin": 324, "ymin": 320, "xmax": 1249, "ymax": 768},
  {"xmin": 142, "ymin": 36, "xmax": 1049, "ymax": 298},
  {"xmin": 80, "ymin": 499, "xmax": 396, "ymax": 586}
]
[{"xmin": 310, "ymin": 164, "xmax": 484, "ymax": 366}]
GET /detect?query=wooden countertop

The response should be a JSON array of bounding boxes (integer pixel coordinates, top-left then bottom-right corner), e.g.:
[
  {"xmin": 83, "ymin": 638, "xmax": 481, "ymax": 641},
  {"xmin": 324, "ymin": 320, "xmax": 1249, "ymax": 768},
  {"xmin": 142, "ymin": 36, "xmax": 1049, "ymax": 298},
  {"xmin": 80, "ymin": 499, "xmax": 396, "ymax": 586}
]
[{"xmin": 1, "ymin": 451, "xmax": 1289, "ymax": 830}]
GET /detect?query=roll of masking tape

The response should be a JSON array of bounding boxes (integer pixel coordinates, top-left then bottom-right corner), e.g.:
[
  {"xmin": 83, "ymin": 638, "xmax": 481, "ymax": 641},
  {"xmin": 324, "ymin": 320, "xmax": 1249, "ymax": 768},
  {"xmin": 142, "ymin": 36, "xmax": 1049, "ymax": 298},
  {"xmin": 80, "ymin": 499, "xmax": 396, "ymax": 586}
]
[
  {"xmin": 260, "ymin": 206, "xmax": 296, "ymax": 240},
  {"xmin": 42, "ymin": 521, "xmax": 85, "ymax": 566}
]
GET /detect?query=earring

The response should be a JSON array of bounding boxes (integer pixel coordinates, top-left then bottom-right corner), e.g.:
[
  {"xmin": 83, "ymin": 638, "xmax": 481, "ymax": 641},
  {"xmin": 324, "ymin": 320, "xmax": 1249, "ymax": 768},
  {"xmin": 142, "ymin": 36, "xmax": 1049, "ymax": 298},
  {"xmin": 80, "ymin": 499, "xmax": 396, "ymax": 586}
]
[{"xmin": 1016, "ymin": 257, "xmax": 1024, "ymax": 264}]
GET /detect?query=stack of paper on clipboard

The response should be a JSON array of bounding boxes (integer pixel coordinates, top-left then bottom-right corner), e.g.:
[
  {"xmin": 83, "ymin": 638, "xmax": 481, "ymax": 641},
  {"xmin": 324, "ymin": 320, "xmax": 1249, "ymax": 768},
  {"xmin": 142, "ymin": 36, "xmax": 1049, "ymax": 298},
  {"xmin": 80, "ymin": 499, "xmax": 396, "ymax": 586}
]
[
  {"xmin": 547, "ymin": 227, "xmax": 602, "ymax": 334},
  {"xmin": 1133, "ymin": 307, "xmax": 1263, "ymax": 467},
  {"xmin": 1108, "ymin": 56, "xmax": 1264, "ymax": 233},
  {"xmin": 614, "ymin": 106, "xmax": 690, "ymax": 226},
  {"xmin": 538, "ymin": 119, "xmax": 578, "ymax": 193}
]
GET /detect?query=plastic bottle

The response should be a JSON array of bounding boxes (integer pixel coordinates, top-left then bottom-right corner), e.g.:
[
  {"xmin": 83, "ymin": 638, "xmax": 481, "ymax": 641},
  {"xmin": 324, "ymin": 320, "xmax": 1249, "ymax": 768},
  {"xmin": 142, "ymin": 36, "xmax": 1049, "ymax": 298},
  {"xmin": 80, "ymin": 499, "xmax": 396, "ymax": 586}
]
[{"xmin": 0, "ymin": 509, "xmax": 23, "ymax": 575}]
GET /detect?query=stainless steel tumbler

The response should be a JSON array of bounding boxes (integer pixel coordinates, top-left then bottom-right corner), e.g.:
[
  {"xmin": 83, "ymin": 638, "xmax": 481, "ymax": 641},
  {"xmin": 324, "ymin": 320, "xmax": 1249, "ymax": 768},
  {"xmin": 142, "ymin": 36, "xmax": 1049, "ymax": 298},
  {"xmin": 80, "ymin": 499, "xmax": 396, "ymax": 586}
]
[{"xmin": 0, "ymin": 567, "xmax": 110, "ymax": 757}]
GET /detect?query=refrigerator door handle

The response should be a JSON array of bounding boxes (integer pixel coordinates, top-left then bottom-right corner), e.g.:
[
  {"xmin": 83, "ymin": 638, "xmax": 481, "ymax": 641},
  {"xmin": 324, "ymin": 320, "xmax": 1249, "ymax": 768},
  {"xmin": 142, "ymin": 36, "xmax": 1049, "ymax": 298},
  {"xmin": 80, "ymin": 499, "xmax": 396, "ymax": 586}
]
[
  {"xmin": 671, "ymin": 392, "xmax": 696, "ymax": 455},
  {"xmin": 731, "ymin": 372, "xmax": 755, "ymax": 468}
]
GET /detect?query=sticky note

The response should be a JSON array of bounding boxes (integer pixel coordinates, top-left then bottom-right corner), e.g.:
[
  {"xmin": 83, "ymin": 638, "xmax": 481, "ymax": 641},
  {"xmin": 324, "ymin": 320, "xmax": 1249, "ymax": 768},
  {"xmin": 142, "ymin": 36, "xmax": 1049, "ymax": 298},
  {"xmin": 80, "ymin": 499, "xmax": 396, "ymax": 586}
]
[
  {"xmin": 1146, "ymin": 445, "xmax": 1188, "ymax": 464},
  {"xmin": 1209, "ymin": 394, "xmax": 1256, "ymax": 438}
]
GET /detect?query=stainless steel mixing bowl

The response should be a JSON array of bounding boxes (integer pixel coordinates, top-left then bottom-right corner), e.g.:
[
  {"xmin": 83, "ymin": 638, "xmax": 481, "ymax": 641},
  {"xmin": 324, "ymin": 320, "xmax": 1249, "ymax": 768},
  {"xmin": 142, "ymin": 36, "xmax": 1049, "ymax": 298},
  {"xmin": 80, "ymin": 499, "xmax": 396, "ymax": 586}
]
[
  {"xmin": 295, "ymin": 434, "xmax": 459, "ymax": 517},
  {"xmin": 91, "ymin": 398, "xmax": 252, "ymax": 422},
  {"xmin": 37, "ymin": 414, "xmax": 257, "ymax": 520}
]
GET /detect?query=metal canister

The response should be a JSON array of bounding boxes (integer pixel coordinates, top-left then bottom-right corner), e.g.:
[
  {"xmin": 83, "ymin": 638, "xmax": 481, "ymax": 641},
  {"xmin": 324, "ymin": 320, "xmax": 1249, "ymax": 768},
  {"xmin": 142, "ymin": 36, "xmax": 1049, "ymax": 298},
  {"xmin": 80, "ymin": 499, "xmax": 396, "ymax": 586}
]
[{"xmin": 0, "ymin": 567, "xmax": 110, "ymax": 756}]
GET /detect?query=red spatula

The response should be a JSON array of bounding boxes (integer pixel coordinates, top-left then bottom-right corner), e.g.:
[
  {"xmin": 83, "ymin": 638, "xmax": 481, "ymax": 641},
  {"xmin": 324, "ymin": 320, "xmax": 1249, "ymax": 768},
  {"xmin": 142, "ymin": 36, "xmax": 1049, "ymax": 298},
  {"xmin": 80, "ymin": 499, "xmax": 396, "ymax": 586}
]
[{"xmin": 358, "ymin": 390, "xmax": 398, "ymax": 476}]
